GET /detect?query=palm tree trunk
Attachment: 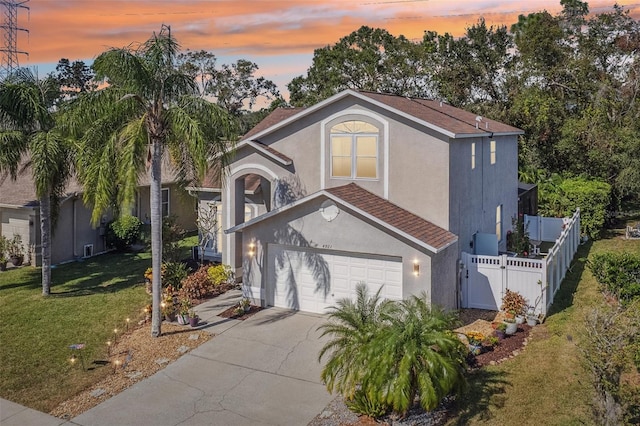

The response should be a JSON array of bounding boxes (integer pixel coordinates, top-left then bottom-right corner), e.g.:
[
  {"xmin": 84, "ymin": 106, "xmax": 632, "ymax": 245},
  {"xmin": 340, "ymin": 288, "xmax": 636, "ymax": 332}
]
[
  {"xmin": 40, "ymin": 191, "xmax": 52, "ymax": 296},
  {"xmin": 150, "ymin": 138, "xmax": 164, "ymax": 337}
]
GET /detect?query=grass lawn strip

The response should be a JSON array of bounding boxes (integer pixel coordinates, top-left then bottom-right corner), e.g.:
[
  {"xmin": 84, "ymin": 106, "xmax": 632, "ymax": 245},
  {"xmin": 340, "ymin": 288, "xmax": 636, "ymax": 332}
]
[
  {"xmin": 0, "ymin": 252, "xmax": 151, "ymax": 413},
  {"xmin": 446, "ymin": 231, "xmax": 640, "ymax": 425}
]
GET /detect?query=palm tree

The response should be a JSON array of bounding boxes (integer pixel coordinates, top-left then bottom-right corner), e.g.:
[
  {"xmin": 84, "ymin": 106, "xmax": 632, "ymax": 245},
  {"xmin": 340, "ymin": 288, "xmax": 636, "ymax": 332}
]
[
  {"xmin": 318, "ymin": 283, "xmax": 395, "ymax": 398},
  {"xmin": 369, "ymin": 295, "xmax": 467, "ymax": 414},
  {"xmin": 319, "ymin": 286, "xmax": 467, "ymax": 417},
  {"xmin": 63, "ymin": 25, "xmax": 235, "ymax": 337},
  {"xmin": 0, "ymin": 69, "xmax": 72, "ymax": 296}
]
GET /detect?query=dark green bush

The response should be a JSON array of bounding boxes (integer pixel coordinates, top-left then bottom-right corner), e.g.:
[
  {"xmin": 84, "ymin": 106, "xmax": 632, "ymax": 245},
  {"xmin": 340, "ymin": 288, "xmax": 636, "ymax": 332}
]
[
  {"xmin": 345, "ymin": 389, "xmax": 389, "ymax": 418},
  {"xmin": 162, "ymin": 215, "xmax": 186, "ymax": 262},
  {"xmin": 539, "ymin": 176, "xmax": 610, "ymax": 239},
  {"xmin": 107, "ymin": 215, "xmax": 142, "ymax": 251},
  {"xmin": 162, "ymin": 261, "xmax": 189, "ymax": 289},
  {"xmin": 588, "ymin": 252, "xmax": 640, "ymax": 305}
]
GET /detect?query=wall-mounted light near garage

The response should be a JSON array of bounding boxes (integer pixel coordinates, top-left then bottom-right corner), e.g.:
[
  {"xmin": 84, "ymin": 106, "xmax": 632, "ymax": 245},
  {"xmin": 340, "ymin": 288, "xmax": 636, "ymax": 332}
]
[
  {"xmin": 248, "ymin": 242, "xmax": 256, "ymax": 257},
  {"xmin": 413, "ymin": 259, "xmax": 420, "ymax": 277}
]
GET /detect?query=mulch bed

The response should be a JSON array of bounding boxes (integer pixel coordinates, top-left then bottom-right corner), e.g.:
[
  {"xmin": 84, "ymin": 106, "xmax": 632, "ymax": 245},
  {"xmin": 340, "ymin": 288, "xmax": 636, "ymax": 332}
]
[
  {"xmin": 218, "ymin": 304, "xmax": 263, "ymax": 320},
  {"xmin": 468, "ymin": 323, "xmax": 532, "ymax": 368}
]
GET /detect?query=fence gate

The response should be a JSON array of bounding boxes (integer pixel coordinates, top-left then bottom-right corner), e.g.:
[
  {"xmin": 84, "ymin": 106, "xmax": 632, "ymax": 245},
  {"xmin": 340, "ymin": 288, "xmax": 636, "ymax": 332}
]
[{"xmin": 461, "ymin": 252, "xmax": 504, "ymax": 310}]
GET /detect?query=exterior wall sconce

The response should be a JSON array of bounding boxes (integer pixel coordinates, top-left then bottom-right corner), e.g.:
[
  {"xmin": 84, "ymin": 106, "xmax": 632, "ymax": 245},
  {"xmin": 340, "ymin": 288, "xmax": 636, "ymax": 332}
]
[
  {"xmin": 248, "ymin": 242, "xmax": 256, "ymax": 257},
  {"xmin": 413, "ymin": 260, "xmax": 420, "ymax": 277}
]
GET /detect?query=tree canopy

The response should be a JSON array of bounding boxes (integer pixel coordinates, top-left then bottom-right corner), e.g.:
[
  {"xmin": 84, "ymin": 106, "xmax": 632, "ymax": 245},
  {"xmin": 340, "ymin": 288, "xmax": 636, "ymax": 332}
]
[{"xmin": 287, "ymin": 2, "xmax": 640, "ymax": 212}]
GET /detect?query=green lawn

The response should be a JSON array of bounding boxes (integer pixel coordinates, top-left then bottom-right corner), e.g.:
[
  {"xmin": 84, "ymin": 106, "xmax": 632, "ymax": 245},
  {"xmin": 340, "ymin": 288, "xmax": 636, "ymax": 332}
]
[
  {"xmin": 447, "ymin": 232, "xmax": 640, "ymax": 425},
  {"xmin": 0, "ymin": 251, "xmax": 153, "ymax": 412}
]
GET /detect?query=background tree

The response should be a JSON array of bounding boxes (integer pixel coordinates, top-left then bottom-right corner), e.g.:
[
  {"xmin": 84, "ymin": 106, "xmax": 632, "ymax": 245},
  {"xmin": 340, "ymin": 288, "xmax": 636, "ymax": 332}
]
[
  {"xmin": 64, "ymin": 25, "xmax": 235, "ymax": 337},
  {"xmin": 428, "ymin": 18, "xmax": 513, "ymax": 114},
  {"xmin": 178, "ymin": 51, "xmax": 281, "ymax": 135},
  {"xmin": 52, "ymin": 58, "xmax": 96, "ymax": 97},
  {"xmin": 288, "ymin": 26, "xmax": 434, "ymax": 106},
  {"xmin": 0, "ymin": 69, "xmax": 72, "ymax": 295}
]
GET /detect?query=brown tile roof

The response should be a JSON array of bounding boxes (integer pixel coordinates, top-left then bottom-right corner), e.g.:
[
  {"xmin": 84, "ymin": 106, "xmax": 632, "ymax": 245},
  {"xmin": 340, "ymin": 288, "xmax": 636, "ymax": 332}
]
[
  {"xmin": 326, "ymin": 183, "xmax": 457, "ymax": 251},
  {"xmin": 242, "ymin": 107, "xmax": 305, "ymax": 140},
  {"xmin": 248, "ymin": 141, "xmax": 292, "ymax": 164},
  {"xmin": 359, "ymin": 92, "xmax": 522, "ymax": 136},
  {"xmin": 240, "ymin": 91, "xmax": 522, "ymax": 141}
]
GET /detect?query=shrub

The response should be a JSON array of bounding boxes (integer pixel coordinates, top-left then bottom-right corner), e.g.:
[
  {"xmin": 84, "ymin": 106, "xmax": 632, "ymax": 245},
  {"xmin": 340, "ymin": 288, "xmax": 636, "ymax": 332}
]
[
  {"xmin": 539, "ymin": 176, "xmax": 611, "ymax": 239},
  {"xmin": 319, "ymin": 283, "xmax": 467, "ymax": 417},
  {"xmin": 579, "ymin": 302, "xmax": 640, "ymax": 425},
  {"xmin": 0, "ymin": 235, "xmax": 9, "ymax": 257},
  {"xmin": 501, "ymin": 289, "xmax": 527, "ymax": 315},
  {"xmin": 507, "ymin": 215, "xmax": 530, "ymax": 256},
  {"xmin": 178, "ymin": 266, "xmax": 213, "ymax": 301},
  {"xmin": 345, "ymin": 389, "xmax": 389, "ymax": 418},
  {"xmin": 588, "ymin": 252, "xmax": 640, "ymax": 305},
  {"xmin": 162, "ymin": 262, "xmax": 189, "ymax": 289},
  {"xmin": 162, "ymin": 215, "xmax": 186, "ymax": 262},
  {"xmin": 108, "ymin": 215, "xmax": 142, "ymax": 250},
  {"xmin": 207, "ymin": 264, "xmax": 234, "ymax": 286}
]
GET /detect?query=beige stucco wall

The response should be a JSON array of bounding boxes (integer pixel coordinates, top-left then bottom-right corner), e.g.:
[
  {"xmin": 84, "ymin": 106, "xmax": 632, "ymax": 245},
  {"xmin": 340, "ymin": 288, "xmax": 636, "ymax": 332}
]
[
  {"xmin": 234, "ymin": 98, "xmax": 453, "ymax": 230},
  {"xmin": 136, "ymin": 183, "xmax": 197, "ymax": 232},
  {"xmin": 1, "ymin": 207, "xmax": 35, "ymax": 264},
  {"xmin": 49, "ymin": 197, "xmax": 108, "ymax": 265},
  {"xmin": 1, "ymin": 198, "xmax": 109, "ymax": 266},
  {"xmin": 224, "ymin": 95, "xmax": 517, "ymax": 274},
  {"xmin": 239, "ymin": 195, "xmax": 459, "ymax": 310}
]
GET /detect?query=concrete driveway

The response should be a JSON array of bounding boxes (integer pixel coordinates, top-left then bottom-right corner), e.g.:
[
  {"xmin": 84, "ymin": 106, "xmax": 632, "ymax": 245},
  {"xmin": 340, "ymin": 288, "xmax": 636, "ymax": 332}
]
[{"xmin": 71, "ymin": 294, "xmax": 333, "ymax": 426}]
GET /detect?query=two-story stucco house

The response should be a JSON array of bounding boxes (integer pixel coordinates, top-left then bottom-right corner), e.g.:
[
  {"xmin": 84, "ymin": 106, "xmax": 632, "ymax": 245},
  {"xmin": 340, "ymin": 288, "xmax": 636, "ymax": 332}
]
[{"xmin": 192, "ymin": 89, "xmax": 523, "ymax": 313}]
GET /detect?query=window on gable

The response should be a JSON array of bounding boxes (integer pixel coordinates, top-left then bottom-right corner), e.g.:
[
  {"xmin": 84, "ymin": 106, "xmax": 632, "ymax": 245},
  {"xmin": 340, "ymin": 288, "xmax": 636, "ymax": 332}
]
[
  {"xmin": 330, "ymin": 120, "xmax": 378, "ymax": 179},
  {"xmin": 471, "ymin": 142, "xmax": 476, "ymax": 169},
  {"xmin": 490, "ymin": 140, "xmax": 496, "ymax": 165}
]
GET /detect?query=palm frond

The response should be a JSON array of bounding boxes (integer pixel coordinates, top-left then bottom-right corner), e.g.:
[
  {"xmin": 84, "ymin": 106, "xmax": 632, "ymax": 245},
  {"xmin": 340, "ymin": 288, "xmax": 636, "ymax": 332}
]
[
  {"xmin": 0, "ymin": 131, "xmax": 27, "ymax": 178},
  {"xmin": 94, "ymin": 48, "xmax": 151, "ymax": 95}
]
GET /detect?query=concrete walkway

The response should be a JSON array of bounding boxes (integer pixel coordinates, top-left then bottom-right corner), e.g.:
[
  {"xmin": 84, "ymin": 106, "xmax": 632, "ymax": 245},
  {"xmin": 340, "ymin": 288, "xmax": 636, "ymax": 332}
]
[
  {"xmin": 2, "ymin": 290, "xmax": 333, "ymax": 426},
  {"xmin": 0, "ymin": 398, "xmax": 70, "ymax": 426}
]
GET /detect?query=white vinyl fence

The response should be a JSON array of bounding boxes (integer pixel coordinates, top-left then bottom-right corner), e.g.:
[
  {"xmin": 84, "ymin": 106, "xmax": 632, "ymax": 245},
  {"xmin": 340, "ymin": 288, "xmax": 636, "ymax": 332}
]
[{"xmin": 461, "ymin": 209, "xmax": 581, "ymax": 316}]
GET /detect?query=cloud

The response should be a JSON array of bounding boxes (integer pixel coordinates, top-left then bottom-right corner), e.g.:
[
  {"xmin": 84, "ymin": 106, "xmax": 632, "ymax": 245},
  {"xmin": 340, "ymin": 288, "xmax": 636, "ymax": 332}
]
[{"xmin": 15, "ymin": 0, "xmax": 640, "ymax": 88}]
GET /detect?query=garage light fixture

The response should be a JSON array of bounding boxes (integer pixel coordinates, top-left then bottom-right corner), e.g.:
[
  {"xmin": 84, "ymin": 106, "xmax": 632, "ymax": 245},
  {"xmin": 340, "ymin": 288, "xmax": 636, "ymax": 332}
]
[
  {"xmin": 248, "ymin": 242, "xmax": 256, "ymax": 257},
  {"xmin": 413, "ymin": 260, "xmax": 420, "ymax": 277}
]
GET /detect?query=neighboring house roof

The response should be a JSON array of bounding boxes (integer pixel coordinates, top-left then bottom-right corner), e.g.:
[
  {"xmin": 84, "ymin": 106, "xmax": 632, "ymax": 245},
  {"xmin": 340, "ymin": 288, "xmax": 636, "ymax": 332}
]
[
  {"xmin": 0, "ymin": 170, "xmax": 83, "ymax": 208},
  {"xmin": 236, "ymin": 89, "xmax": 523, "ymax": 148},
  {"xmin": 191, "ymin": 169, "xmax": 261, "ymax": 194},
  {"xmin": 227, "ymin": 183, "xmax": 457, "ymax": 254},
  {"xmin": 0, "ymin": 158, "xmax": 186, "ymax": 208}
]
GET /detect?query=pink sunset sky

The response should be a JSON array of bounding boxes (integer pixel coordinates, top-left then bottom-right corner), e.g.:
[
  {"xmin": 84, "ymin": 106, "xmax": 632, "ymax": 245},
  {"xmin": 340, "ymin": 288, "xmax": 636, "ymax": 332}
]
[{"xmin": 14, "ymin": 0, "xmax": 640, "ymax": 99}]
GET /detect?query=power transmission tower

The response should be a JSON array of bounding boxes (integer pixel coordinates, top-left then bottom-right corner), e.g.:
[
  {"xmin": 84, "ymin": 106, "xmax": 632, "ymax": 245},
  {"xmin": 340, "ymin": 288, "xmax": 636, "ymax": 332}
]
[{"xmin": 0, "ymin": 0, "xmax": 29, "ymax": 78}]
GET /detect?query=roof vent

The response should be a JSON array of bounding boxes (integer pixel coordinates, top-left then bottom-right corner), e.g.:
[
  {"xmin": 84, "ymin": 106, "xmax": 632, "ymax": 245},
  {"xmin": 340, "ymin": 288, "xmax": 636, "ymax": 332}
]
[{"xmin": 475, "ymin": 116, "xmax": 482, "ymax": 129}]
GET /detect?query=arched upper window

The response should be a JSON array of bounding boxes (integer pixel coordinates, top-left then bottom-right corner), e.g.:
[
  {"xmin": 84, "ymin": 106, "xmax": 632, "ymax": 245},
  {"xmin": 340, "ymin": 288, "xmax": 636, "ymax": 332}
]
[{"xmin": 330, "ymin": 120, "xmax": 378, "ymax": 179}]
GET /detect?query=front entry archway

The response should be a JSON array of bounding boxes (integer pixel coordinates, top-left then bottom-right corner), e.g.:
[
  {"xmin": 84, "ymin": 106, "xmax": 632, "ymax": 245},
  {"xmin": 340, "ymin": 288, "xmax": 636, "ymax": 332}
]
[{"xmin": 223, "ymin": 165, "xmax": 278, "ymax": 275}]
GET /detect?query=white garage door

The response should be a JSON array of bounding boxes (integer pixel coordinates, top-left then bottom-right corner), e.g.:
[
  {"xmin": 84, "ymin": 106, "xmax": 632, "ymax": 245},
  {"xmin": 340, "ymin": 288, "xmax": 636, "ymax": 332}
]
[{"xmin": 267, "ymin": 245, "xmax": 403, "ymax": 314}]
